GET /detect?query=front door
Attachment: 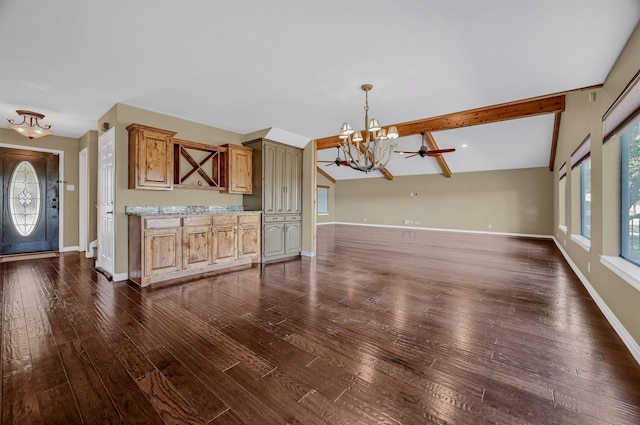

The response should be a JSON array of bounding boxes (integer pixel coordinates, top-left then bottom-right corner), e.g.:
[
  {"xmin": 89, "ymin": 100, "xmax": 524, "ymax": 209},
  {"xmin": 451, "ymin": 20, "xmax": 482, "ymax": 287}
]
[{"xmin": 0, "ymin": 148, "xmax": 59, "ymax": 255}]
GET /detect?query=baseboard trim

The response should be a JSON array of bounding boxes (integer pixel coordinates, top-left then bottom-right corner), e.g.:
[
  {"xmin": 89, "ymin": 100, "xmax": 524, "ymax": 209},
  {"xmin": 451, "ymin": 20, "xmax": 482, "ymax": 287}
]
[
  {"xmin": 61, "ymin": 245, "xmax": 80, "ymax": 252},
  {"xmin": 319, "ymin": 221, "xmax": 552, "ymax": 239},
  {"xmin": 112, "ymin": 272, "xmax": 129, "ymax": 282},
  {"xmin": 301, "ymin": 251, "xmax": 316, "ymax": 257},
  {"xmin": 553, "ymin": 237, "xmax": 640, "ymax": 365}
]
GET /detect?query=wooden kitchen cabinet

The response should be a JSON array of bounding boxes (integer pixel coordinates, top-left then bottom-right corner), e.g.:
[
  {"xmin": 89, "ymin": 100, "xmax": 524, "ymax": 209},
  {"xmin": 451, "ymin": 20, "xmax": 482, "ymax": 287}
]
[
  {"xmin": 128, "ymin": 213, "xmax": 261, "ymax": 287},
  {"xmin": 127, "ymin": 123, "xmax": 177, "ymax": 190},
  {"xmin": 182, "ymin": 215, "xmax": 213, "ymax": 270},
  {"xmin": 212, "ymin": 214, "xmax": 238, "ymax": 263},
  {"xmin": 238, "ymin": 215, "xmax": 261, "ymax": 259},
  {"xmin": 223, "ymin": 144, "xmax": 253, "ymax": 194}
]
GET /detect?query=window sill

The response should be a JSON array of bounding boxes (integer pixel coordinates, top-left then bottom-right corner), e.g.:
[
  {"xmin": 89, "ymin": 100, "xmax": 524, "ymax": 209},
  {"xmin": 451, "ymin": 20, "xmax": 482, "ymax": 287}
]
[
  {"xmin": 601, "ymin": 256, "xmax": 640, "ymax": 293},
  {"xmin": 558, "ymin": 225, "xmax": 567, "ymax": 234},
  {"xmin": 317, "ymin": 213, "xmax": 329, "ymax": 216},
  {"xmin": 570, "ymin": 234, "xmax": 591, "ymax": 252}
]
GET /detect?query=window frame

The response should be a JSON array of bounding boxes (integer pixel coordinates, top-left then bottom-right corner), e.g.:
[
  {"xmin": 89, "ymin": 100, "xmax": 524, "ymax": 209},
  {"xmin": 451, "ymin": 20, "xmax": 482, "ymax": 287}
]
[{"xmin": 317, "ymin": 185, "xmax": 329, "ymax": 215}]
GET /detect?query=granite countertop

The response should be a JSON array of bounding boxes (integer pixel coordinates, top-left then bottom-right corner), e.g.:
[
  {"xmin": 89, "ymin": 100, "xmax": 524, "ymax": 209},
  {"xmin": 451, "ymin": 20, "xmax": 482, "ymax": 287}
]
[{"xmin": 125, "ymin": 205, "xmax": 262, "ymax": 216}]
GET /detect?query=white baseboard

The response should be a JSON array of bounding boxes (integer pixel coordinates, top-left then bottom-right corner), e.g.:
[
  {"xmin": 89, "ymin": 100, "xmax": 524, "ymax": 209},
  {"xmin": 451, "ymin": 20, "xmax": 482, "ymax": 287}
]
[
  {"xmin": 112, "ymin": 272, "xmax": 128, "ymax": 282},
  {"xmin": 60, "ymin": 245, "xmax": 80, "ymax": 252},
  {"xmin": 553, "ymin": 238, "xmax": 640, "ymax": 365},
  {"xmin": 301, "ymin": 251, "xmax": 316, "ymax": 257},
  {"xmin": 320, "ymin": 221, "xmax": 552, "ymax": 239}
]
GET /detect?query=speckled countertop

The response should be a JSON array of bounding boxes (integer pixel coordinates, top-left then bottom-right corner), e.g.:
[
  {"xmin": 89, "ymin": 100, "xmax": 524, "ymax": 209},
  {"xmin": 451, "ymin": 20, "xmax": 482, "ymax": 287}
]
[{"xmin": 125, "ymin": 205, "xmax": 262, "ymax": 216}]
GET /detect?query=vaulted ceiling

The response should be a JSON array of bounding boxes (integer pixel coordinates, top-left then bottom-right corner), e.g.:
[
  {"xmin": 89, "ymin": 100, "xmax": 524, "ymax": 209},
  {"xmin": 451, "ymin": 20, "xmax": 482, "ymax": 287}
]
[{"xmin": 1, "ymin": 1, "xmax": 639, "ymax": 180}]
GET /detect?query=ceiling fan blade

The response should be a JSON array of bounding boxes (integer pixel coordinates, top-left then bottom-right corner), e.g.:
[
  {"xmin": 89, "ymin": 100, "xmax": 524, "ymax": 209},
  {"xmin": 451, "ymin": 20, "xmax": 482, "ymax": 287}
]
[
  {"xmin": 426, "ymin": 148, "xmax": 456, "ymax": 156},
  {"xmin": 404, "ymin": 153, "xmax": 420, "ymax": 159},
  {"xmin": 394, "ymin": 150, "xmax": 418, "ymax": 155},
  {"xmin": 324, "ymin": 163, "xmax": 334, "ymax": 167},
  {"xmin": 318, "ymin": 160, "xmax": 334, "ymax": 163}
]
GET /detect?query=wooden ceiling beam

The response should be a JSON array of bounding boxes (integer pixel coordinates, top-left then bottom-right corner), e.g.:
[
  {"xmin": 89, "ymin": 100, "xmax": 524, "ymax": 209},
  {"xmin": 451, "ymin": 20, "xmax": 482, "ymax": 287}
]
[
  {"xmin": 548, "ymin": 112, "xmax": 562, "ymax": 171},
  {"xmin": 316, "ymin": 166, "xmax": 336, "ymax": 184},
  {"xmin": 316, "ymin": 95, "xmax": 566, "ymax": 150},
  {"xmin": 423, "ymin": 132, "xmax": 452, "ymax": 178}
]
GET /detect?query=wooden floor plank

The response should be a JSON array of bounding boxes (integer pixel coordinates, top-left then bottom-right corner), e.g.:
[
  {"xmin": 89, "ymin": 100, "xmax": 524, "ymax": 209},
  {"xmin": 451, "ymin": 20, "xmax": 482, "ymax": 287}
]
[{"xmin": 2, "ymin": 225, "xmax": 640, "ymax": 424}]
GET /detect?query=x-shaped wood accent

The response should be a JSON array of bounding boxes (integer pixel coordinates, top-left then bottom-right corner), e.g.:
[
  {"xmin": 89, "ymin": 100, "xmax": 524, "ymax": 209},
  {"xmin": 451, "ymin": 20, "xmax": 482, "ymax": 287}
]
[{"xmin": 178, "ymin": 146, "xmax": 218, "ymax": 186}]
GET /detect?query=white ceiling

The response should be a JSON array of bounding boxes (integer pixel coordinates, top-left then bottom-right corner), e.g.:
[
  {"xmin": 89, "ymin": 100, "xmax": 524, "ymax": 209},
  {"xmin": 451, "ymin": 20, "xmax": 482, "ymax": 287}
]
[{"xmin": 1, "ymin": 1, "xmax": 639, "ymax": 179}]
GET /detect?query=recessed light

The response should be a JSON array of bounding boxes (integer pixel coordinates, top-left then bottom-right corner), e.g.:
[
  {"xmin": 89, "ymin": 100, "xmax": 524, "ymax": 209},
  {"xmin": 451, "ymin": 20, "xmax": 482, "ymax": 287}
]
[{"xmin": 462, "ymin": 144, "xmax": 468, "ymax": 148}]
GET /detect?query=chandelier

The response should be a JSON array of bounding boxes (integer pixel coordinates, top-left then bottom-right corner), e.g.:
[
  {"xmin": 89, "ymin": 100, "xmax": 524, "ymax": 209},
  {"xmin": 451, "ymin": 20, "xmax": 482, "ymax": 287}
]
[
  {"xmin": 339, "ymin": 84, "xmax": 398, "ymax": 172},
  {"xmin": 7, "ymin": 110, "xmax": 53, "ymax": 139}
]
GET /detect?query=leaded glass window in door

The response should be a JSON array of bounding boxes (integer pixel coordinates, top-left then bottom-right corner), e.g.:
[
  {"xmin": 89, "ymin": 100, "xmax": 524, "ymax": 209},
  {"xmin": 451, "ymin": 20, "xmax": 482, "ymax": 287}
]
[{"xmin": 8, "ymin": 160, "xmax": 41, "ymax": 236}]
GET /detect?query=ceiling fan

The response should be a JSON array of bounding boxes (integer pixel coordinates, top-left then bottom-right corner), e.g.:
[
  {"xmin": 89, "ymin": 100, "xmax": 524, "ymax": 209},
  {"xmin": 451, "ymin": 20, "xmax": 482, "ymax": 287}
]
[
  {"xmin": 318, "ymin": 147, "xmax": 350, "ymax": 166},
  {"xmin": 395, "ymin": 133, "xmax": 456, "ymax": 159}
]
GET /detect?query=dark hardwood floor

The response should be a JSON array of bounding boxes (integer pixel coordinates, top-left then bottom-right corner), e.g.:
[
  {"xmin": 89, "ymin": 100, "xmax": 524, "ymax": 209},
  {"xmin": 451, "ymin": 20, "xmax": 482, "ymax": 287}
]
[{"xmin": 2, "ymin": 224, "xmax": 640, "ymax": 424}]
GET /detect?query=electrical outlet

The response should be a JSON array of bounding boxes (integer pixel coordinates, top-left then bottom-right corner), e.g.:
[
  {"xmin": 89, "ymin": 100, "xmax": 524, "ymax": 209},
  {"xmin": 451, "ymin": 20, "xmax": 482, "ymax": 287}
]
[
  {"xmin": 488, "ymin": 224, "xmax": 492, "ymax": 229},
  {"xmin": 364, "ymin": 218, "xmax": 367, "ymax": 222}
]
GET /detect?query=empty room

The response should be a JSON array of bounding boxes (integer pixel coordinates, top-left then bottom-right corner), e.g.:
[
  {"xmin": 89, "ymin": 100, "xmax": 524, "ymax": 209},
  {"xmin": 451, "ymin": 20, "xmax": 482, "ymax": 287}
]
[{"xmin": 1, "ymin": 1, "xmax": 640, "ymax": 424}]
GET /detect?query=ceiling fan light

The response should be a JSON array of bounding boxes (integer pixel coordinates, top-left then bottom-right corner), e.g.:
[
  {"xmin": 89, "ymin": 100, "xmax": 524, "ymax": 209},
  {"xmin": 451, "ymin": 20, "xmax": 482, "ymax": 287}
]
[
  {"xmin": 352, "ymin": 131, "xmax": 363, "ymax": 142},
  {"xmin": 379, "ymin": 128, "xmax": 387, "ymax": 139},
  {"xmin": 387, "ymin": 126, "xmax": 399, "ymax": 139},
  {"xmin": 368, "ymin": 119, "xmax": 381, "ymax": 131}
]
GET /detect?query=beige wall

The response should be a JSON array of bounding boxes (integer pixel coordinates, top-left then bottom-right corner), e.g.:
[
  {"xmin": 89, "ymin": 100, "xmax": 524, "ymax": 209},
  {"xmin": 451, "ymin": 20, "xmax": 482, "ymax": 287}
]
[
  {"xmin": 553, "ymin": 22, "xmax": 640, "ymax": 348},
  {"xmin": 316, "ymin": 171, "xmax": 335, "ymax": 223},
  {"xmin": 79, "ymin": 130, "xmax": 98, "ymax": 251},
  {"xmin": 98, "ymin": 103, "xmax": 246, "ymax": 275},
  {"xmin": 0, "ymin": 128, "xmax": 80, "ymax": 250},
  {"xmin": 335, "ymin": 167, "xmax": 554, "ymax": 235}
]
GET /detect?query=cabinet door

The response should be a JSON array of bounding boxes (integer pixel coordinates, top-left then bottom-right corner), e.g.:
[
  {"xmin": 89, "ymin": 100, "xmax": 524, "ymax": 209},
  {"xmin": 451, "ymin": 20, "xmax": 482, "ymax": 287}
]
[
  {"xmin": 227, "ymin": 145, "xmax": 253, "ymax": 194},
  {"xmin": 213, "ymin": 225, "xmax": 237, "ymax": 263},
  {"xmin": 238, "ymin": 223, "xmax": 260, "ymax": 258},
  {"xmin": 263, "ymin": 223, "xmax": 285, "ymax": 258},
  {"xmin": 284, "ymin": 222, "xmax": 302, "ymax": 255},
  {"xmin": 128, "ymin": 124, "xmax": 176, "ymax": 190},
  {"xmin": 182, "ymin": 226, "xmax": 212, "ymax": 270},
  {"xmin": 284, "ymin": 147, "xmax": 302, "ymax": 214},
  {"xmin": 263, "ymin": 143, "xmax": 276, "ymax": 214},
  {"xmin": 144, "ymin": 228, "xmax": 182, "ymax": 277}
]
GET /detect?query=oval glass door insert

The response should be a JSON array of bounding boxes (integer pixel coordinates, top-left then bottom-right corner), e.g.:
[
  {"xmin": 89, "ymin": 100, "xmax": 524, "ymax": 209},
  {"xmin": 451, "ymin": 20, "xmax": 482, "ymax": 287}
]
[{"xmin": 9, "ymin": 160, "xmax": 41, "ymax": 236}]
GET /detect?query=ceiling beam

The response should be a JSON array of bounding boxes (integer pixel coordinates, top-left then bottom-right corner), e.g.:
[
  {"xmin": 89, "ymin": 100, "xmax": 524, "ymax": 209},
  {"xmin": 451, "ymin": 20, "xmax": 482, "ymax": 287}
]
[
  {"xmin": 316, "ymin": 94, "xmax": 566, "ymax": 150},
  {"xmin": 423, "ymin": 132, "xmax": 452, "ymax": 178},
  {"xmin": 548, "ymin": 112, "xmax": 562, "ymax": 171},
  {"xmin": 316, "ymin": 166, "xmax": 336, "ymax": 184}
]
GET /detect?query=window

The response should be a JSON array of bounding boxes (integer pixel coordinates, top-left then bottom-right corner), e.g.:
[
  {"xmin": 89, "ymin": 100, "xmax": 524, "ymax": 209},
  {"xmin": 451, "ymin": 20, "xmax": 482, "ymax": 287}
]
[
  {"xmin": 317, "ymin": 186, "xmax": 328, "ymax": 215},
  {"xmin": 580, "ymin": 157, "xmax": 591, "ymax": 239},
  {"xmin": 570, "ymin": 135, "xmax": 591, "ymax": 248},
  {"xmin": 558, "ymin": 163, "xmax": 567, "ymax": 231},
  {"xmin": 620, "ymin": 113, "xmax": 640, "ymax": 266}
]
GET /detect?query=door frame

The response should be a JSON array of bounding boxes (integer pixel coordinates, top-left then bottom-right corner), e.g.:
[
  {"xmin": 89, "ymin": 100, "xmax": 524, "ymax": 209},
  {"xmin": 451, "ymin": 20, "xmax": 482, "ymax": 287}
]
[
  {"xmin": 79, "ymin": 147, "xmax": 88, "ymax": 255},
  {"xmin": 0, "ymin": 143, "xmax": 65, "ymax": 252}
]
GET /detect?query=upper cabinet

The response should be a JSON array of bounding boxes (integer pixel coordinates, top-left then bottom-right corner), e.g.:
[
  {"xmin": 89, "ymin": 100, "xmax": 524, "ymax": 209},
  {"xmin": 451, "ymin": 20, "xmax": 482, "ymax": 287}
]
[
  {"xmin": 223, "ymin": 144, "xmax": 253, "ymax": 194},
  {"xmin": 128, "ymin": 124, "xmax": 177, "ymax": 190},
  {"xmin": 260, "ymin": 142, "xmax": 301, "ymax": 214},
  {"xmin": 127, "ymin": 123, "xmax": 252, "ymax": 192}
]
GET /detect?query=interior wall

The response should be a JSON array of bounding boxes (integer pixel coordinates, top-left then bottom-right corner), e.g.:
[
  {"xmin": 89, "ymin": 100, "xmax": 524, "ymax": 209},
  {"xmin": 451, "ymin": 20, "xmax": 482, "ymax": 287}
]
[
  {"xmin": 335, "ymin": 167, "xmax": 553, "ymax": 235},
  {"xmin": 0, "ymin": 128, "xmax": 80, "ymax": 250},
  {"xmin": 552, "ymin": 21, "xmax": 640, "ymax": 349},
  {"xmin": 301, "ymin": 141, "xmax": 316, "ymax": 255},
  {"xmin": 316, "ymin": 171, "xmax": 335, "ymax": 223},
  {"xmin": 79, "ymin": 130, "xmax": 98, "ymax": 251},
  {"xmin": 98, "ymin": 103, "xmax": 245, "ymax": 276}
]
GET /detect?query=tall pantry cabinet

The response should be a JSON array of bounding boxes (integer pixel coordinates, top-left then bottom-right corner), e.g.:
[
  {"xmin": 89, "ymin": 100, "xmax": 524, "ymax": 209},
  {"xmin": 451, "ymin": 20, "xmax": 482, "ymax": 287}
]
[{"xmin": 243, "ymin": 139, "xmax": 302, "ymax": 262}]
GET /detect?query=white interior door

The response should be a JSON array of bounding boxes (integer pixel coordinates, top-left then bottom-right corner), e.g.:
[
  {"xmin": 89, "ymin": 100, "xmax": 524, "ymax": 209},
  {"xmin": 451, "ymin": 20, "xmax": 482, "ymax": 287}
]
[{"xmin": 97, "ymin": 128, "xmax": 115, "ymax": 275}]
